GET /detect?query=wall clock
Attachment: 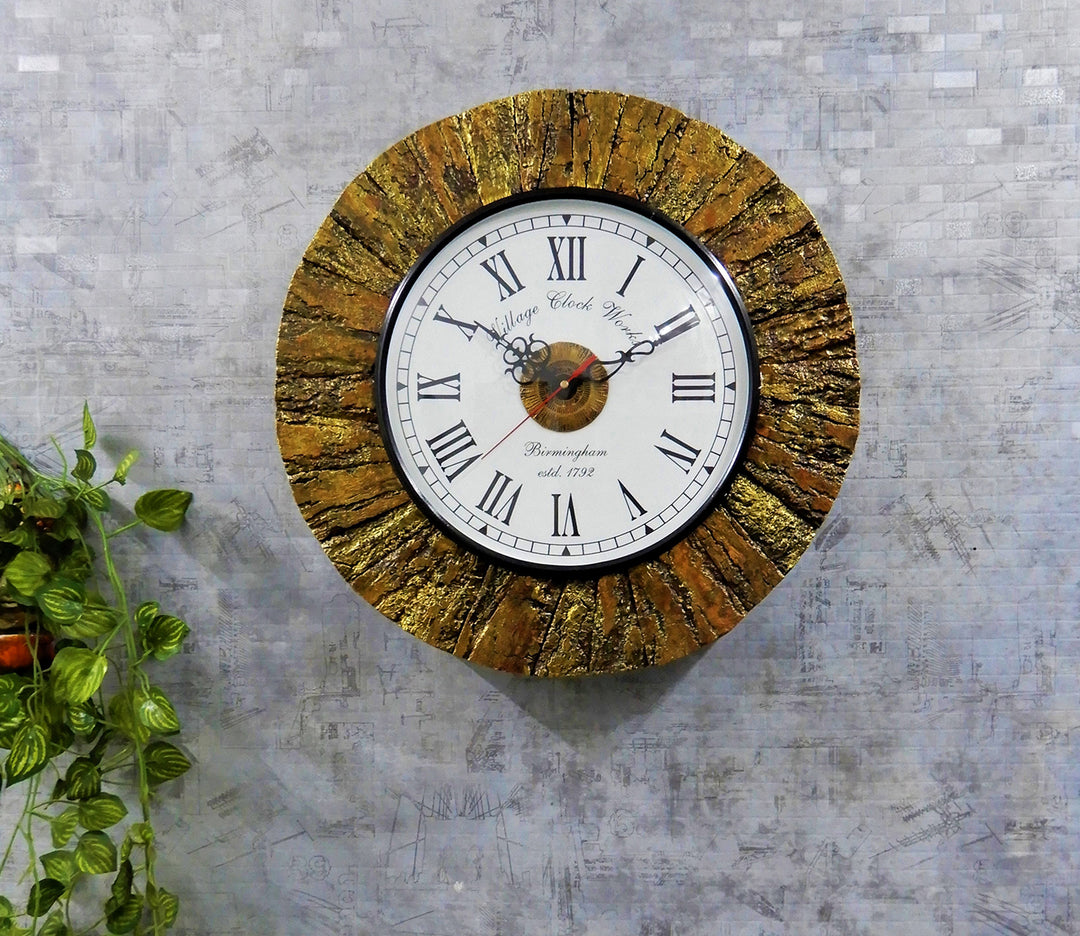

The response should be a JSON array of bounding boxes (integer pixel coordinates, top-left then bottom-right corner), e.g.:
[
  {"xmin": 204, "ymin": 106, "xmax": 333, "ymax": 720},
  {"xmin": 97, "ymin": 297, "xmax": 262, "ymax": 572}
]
[{"xmin": 276, "ymin": 89, "xmax": 859, "ymax": 677}]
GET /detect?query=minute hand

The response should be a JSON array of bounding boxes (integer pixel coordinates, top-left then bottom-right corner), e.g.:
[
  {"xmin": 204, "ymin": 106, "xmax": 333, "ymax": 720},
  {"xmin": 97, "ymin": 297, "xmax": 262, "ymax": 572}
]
[
  {"xmin": 596, "ymin": 339, "xmax": 657, "ymax": 380},
  {"xmin": 597, "ymin": 304, "xmax": 702, "ymax": 381}
]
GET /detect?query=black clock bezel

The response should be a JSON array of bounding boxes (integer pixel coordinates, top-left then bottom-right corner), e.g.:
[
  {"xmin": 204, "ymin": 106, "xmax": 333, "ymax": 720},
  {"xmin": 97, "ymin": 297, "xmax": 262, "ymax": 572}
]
[{"xmin": 373, "ymin": 186, "xmax": 760, "ymax": 577}]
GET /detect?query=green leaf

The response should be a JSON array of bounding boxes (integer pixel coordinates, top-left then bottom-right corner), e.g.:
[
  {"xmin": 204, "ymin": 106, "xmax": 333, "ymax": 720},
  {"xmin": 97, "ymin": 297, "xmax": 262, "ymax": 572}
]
[
  {"xmin": 55, "ymin": 547, "xmax": 92, "ymax": 583},
  {"xmin": 39, "ymin": 850, "xmax": 76, "ymax": 886},
  {"xmin": 125, "ymin": 822, "xmax": 154, "ymax": 850},
  {"xmin": 112, "ymin": 450, "xmax": 139, "ymax": 485},
  {"xmin": 64, "ymin": 757, "xmax": 101, "ymax": 799},
  {"xmin": 4, "ymin": 722, "xmax": 48, "ymax": 784},
  {"xmin": 64, "ymin": 601, "xmax": 119, "ymax": 640},
  {"xmin": 133, "ymin": 601, "xmax": 158, "ymax": 628},
  {"xmin": 107, "ymin": 691, "xmax": 148, "ymax": 744},
  {"xmin": 25, "ymin": 879, "xmax": 64, "ymax": 917},
  {"xmin": 74, "ymin": 830, "xmax": 117, "ymax": 874},
  {"xmin": 110, "ymin": 858, "xmax": 133, "ymax": 905},
  {"xmin": 134, "ymin": 489, "xmax": 192, "ymax": 532},
  {"xmin": 45, "ymin": 513, "xmax": 81, "ymax": 543},
  {"xmin": 3, "ymin": 551, "xmax": 52, "ymax": 597},
  {"xmin": 20, "ymin": 496, "xmax": 65, "ymax": 520},
  {"xmin": 105, "ymin": 892, "xmax": 143, "ymax": 935},
  {"xmin": 149, "ymin": 887, "xmax": 179, "ymax": 929},
  {"xmin": 0, "ymin": 692, "xmax": 25, "ymax": 733},
  {"xmin": 0, "ymin": 673, "xmax": 27, "ymax": 697},
  {"xmin": 38, "ymin": 912, "xmax": 70, "ymax": 936},
  {"xmin": 81, "ymin": 403, "xmax": 97, "ymax": 450},
  {"xmin": 80, "ymin": 487, "xmax": 109, "ymax": 512},
  {"xmin": 140, "ymin": 615, "xmax": 189, "ymax": 661},
  {"xmin": 48, "ymin": 647, "xmax": 107, "ymax": 705},
  {"xmin": 0, "ymin": 896, "xmax": 13, "ymax": 918},
  {"xmin": 50, "ymin": 807, "xmax": 79, "ymax": 847},
  {"xmin": 136, "ymin": 687, "xmax": 180, "ymax": 735},
  {"xmin": 35, "ymin": 579, "xmax": 86, "ymax": 626},
  {"xmin": 66, "ymin": 703, "xmax": 99, "ymax": 738},
  {"xmin": 77, "ymin": 793, "xmax": 128, "ymax": 831},
  {"xmin": 144, "ymin": 741, "xmax": 191, "ymax": 786},
  {"xmin": 0, "ymin": 526, "xmax": 34, "ymax": 548},
  {"xmin": 72, "ymin": 450, "xmax": 96, "ymax": 483}
]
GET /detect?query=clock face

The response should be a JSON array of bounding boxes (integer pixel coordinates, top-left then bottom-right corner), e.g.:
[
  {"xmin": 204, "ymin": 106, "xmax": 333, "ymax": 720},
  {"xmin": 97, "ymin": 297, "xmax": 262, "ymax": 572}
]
[{"xmin": 376, "ymin": 189, "xmax": 757, "ymax": 572}]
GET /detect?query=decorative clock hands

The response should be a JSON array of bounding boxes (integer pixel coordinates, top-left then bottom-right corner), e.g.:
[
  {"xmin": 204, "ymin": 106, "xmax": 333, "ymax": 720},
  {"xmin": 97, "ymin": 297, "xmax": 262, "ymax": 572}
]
[
  {"xmin": 483, "ymin": 350, "xmax": 600, "ymax": 458},
  {"xmin": 474, "ymin": 322, "xmax": 552, "ymax": 385},
  {"xmin": 595, "ymin": 338, "xmax": 657, "ymax": 380},
  {"xmin": 595, "ymin": 307, "xmax": 702, "ymax": 380}
]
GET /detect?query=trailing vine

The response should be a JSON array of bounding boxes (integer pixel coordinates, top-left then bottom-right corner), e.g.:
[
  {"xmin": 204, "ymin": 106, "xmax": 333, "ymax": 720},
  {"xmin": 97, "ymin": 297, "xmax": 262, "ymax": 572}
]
[{"xmin": 0, "ymin": 405, "xmax": 193, "ymax": 935}]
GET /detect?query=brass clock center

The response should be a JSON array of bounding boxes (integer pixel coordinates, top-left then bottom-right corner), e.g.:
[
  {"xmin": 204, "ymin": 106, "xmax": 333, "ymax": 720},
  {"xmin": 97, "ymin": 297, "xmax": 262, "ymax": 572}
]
[{"xmin": 519, "ymin": 341, "xmax": 609, "ymax": 432}]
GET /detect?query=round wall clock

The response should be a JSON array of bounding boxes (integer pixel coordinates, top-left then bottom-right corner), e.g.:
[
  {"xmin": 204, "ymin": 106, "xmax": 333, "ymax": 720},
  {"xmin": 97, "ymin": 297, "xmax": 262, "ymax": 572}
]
[{"xmin": 276, "ymin": 89, "xmax": 860, "ymax": 677}]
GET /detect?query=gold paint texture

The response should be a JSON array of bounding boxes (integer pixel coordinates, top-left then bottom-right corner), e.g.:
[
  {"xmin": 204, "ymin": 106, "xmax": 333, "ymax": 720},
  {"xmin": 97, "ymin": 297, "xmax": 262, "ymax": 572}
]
[{"xmin": 275, "ymin": 89, "xmax": 860, "ymax": 676}]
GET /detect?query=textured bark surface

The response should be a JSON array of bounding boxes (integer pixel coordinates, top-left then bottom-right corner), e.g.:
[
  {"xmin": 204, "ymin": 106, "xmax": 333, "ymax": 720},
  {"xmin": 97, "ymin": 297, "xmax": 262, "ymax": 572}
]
[{"xmin": 276, "ymin": 89, "xmax": 860, "ymax": 677}]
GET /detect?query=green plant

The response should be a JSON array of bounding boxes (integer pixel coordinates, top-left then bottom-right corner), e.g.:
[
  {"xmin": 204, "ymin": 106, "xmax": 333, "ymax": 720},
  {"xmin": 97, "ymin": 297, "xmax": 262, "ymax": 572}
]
[{"xmin": 0, "ymin": 405, "xmax": 193, "ymax": 935}]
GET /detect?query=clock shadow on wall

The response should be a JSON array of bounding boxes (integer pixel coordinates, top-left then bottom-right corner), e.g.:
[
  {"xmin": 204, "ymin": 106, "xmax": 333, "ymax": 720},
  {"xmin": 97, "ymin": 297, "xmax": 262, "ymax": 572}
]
[{"xmin": 275, "ymin": 89, "xmax": 860, "ymax": 680}]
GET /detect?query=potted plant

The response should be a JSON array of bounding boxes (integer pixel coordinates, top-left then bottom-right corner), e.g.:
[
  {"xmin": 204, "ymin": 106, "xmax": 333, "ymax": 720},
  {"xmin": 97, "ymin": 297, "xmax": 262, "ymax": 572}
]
[{"xmin": 0, "ymin": 405, "xmax": 193, "ymax": 935}]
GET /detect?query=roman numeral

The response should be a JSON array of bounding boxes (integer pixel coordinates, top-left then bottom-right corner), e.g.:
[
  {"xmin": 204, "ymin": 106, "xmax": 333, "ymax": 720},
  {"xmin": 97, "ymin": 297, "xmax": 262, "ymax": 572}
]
[
  {"xmin": 618, "ymin": 480, "xmax": 647, "ymax": 520},
  {"xmin": 671, "ymin": 372, "xmax": 716, "ymax": 402},
  {"xmin": 547, "ymin": 236, "xmax": 586, "ymax": 281},
  {"xmin": 655, "ymin": 429, "xmax": 701, "ymax": 474},
  {"xmin": 416, "ymin": 372, "xmax": 461, "ymax": 401},
  {"xmin": 616, "ymin": 255, "xmax": 645, "ymax": 297},
  {"xmin": 432, "ymin": 305, "xmax": 479, "ymax": 341},
  {"xmin": 654, "ymin": 305, "xmax": 700, "ymax": 344},
  {"xmin": 479, "ymin": 250, "xmax": 525, "ymax": 301},
  {"xmin": 476, "ymin": 470, "xmax": 522, "ymax": 525},
  {"xmin": 425, "ymin": 420, "xmax": 479, "ymax": 481},
  {"xmin": 551, "ymin": 493, "xmax": 580, "ymax": 537}
]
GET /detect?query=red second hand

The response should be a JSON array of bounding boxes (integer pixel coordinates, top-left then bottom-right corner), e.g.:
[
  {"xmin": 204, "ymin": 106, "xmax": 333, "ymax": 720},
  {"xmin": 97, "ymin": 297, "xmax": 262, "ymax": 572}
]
[{"xmin": 482, "ymin": 353, "xmax": 598, "ymax": 459}]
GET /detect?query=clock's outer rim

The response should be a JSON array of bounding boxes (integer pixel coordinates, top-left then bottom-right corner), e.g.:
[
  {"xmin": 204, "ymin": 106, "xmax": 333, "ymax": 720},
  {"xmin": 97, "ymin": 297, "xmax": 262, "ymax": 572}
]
[
  {"xmin": 275, "ymin": 88, "xmax": 861, "ymax": 677},
  {"xmin": 372, "ymin": 185, "xmax": 761, "ymax": 576}
]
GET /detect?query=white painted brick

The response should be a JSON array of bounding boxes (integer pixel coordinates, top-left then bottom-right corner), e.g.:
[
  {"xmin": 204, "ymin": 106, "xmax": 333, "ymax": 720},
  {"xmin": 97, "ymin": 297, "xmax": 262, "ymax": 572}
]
[
  {"xmin": 690, "ymin": 23, "xmax": 732, "ymax": 39},
  {"xmin": 748, "ymin": 39, "xmax": 783, "ymax": 56},
  {"xmin": 17, "ymin": 54, "xmax": 58, "ymax": 71},
  {"xmin": 1023, "ymin": 67, "xmax": 1058, "ymax": 86},
  {"xmin": 945, "ymin": 33, "xmax": 981, "ymax": 51},
  {"xmin": 16, "ymin": 235, "xmax": 57, "ymax": 254},
  {"xmin": 303, "ymin": 31, "xmax": 342, "ymax": 48},
  {"xmin": 830, "ymin": 130, "xmax": 875, "ymax": 148},
  {"xmin": 888, "ymin": 15, "xmax": 930, "ymax": 33},
  {"xmin": 967, "ymin": 128, "xmax": 1002, "ymax": 145},
  {"xmin": 934, "ymin": 70, "xmax": 977, "ymax": 89}
]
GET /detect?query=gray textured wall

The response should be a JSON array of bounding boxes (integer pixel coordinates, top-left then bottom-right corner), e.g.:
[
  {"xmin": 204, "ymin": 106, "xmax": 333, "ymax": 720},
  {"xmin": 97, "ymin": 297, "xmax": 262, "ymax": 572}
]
[{"xmin": 3, "ymin": 1, "xmax": 1078, "ymax": 933}]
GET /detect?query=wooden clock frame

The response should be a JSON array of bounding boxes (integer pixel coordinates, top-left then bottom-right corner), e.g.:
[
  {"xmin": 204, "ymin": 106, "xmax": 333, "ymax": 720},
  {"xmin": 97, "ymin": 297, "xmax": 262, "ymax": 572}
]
[{"xmin": 275, "ymin": 89, "xmax": 860, "ymax": 677}]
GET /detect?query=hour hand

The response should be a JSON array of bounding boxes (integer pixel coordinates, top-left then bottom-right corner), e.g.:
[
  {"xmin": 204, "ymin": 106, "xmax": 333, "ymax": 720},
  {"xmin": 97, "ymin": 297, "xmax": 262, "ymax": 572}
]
[
  {"xmin": 596, "ymin": 305, "xmax": 702, "ymax": 381},
  {"xmin": 474, "ymin": 322, "xmax": 552, "ymax": 385},
  {"xmin": 596, "ymin": 339, "xmax": 657, "ymax": 381}
]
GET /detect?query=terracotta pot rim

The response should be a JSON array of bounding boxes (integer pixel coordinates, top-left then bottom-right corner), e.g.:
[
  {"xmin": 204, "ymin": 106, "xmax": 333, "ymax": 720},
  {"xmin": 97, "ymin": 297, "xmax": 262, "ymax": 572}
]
[{"xmin": 0, "ymin": 631, "xmax": 54, "ymax": 673}]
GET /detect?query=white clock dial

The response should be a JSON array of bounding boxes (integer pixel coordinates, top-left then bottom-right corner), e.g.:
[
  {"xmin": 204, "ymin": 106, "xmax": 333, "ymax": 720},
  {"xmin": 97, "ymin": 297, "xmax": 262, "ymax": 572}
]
[{"xmin": 376, "ymin": 189, "xmax": 757, "ymax": 572}]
